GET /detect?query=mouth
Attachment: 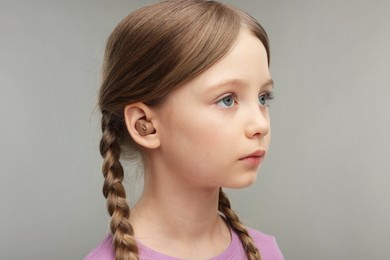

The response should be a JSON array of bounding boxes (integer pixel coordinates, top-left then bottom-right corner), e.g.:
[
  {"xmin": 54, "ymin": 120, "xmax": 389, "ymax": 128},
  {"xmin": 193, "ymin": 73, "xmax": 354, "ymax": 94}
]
[{"xmin": 239, "ymin": 150, "xmax": 266, "ymax": 166}]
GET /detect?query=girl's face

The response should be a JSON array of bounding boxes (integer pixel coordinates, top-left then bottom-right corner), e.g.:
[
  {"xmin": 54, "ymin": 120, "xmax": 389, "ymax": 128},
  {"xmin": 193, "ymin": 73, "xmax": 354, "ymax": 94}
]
[{"xmin": 153, "ymin": 30, "xmax": 273, "ymax": 190}]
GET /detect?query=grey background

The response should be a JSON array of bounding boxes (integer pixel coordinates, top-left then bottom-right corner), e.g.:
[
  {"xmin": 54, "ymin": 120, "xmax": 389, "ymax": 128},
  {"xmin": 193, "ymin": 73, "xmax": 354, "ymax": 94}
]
[{"xmin": 1, "ymin": 0, "xmax": 389, "ymax": 259}]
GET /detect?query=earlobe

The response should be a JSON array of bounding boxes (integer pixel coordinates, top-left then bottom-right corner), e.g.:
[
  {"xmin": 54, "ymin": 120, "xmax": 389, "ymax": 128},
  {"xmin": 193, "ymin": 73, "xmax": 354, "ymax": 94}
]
[{"xmin": 124, "ymin": 103, "xmax": 160, "ymax": 149}]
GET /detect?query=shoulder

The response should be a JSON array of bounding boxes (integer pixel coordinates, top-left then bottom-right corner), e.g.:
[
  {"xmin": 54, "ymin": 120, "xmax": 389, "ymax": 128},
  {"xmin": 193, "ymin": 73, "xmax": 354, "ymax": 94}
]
[
  {"xmin": 84, "ymin": 234, "xmax": 115, "ymax": 260},
  {"xmin": 247, "ymin": 227, "xmax": 285, "ymax": 260}
]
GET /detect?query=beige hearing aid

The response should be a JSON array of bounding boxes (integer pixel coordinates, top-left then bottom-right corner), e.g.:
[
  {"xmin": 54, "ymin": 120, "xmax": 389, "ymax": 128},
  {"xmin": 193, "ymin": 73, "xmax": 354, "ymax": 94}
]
[{"xmin": 135, "ymin": 119, "xmax": 155, "ymax": 136}]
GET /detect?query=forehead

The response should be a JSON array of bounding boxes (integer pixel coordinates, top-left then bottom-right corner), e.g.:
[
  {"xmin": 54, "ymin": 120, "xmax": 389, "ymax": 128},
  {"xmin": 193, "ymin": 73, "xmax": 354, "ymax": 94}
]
[{"xmin": 183, "ymin": 30, "xmax": 271, "ymax": 92}]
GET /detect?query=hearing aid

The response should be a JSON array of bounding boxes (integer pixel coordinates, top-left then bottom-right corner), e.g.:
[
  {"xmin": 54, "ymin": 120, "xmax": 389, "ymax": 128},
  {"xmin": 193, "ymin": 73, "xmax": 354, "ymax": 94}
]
[{"xmin": 135, "ymin": 119, "xmax": 155, "ymax": 136}]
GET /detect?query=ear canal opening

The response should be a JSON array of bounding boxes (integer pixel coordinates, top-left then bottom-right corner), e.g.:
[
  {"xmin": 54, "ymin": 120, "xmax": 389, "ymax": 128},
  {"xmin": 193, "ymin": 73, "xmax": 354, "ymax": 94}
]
[{"xmin": 135, "ymin": 119, "xmax": 156, "ymax": 135}]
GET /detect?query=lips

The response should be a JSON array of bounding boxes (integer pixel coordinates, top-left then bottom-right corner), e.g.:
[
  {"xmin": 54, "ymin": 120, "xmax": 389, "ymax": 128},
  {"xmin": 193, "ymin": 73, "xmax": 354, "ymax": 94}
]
[
  {"xmin": 239, "ymin": 150, "xmax": 266, "ymax": 166},
  {"xmin": 239, "ymin": 150, "xmax": 266, "ymax": 160}
]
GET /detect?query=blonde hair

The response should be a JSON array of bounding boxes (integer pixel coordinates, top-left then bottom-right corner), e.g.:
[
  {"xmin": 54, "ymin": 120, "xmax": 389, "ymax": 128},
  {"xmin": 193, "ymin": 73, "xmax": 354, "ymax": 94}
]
[{"xmin": 98, "ymin": 1, "xmax": 270, "ymax": 259}]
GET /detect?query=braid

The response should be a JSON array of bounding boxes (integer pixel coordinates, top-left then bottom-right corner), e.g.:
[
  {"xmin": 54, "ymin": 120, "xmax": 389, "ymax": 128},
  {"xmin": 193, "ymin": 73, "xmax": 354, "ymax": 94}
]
[
  {"xmin": 218, "ymin": 188, "xmax": 261, "ymax": 260},
  {"xmin": 100, "ymin": 114, "xmax": 139, "ymax": 260}
]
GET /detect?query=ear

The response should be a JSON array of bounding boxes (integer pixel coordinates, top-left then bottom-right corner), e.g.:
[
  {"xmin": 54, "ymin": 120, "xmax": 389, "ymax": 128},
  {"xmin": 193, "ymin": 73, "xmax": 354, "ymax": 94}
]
[{"xmin": 124, "ymin": 103, "xmax": 160, "ymax": 149}]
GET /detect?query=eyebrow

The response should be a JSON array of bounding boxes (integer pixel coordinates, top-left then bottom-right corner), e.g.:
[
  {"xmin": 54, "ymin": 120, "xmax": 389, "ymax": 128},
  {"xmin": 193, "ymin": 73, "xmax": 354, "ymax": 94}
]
[{"xmin": 206, "ymin": 78, "xmax": 274, "ymax": 92}]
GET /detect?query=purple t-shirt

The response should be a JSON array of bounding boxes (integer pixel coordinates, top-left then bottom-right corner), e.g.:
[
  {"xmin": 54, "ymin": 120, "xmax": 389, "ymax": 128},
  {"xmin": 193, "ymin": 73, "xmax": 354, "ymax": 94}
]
[{"xmin": 85, "ymin": 227, "xmax": 284, "ymax": 260}]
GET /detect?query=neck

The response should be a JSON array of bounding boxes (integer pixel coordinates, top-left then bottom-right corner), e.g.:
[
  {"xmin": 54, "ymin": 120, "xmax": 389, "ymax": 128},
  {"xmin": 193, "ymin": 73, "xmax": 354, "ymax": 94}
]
[
  {"xmin": 132, "ymin": 177, "xmax": 223, "ymax": 240},
  {"xmin": 129, "ymin": 163, "xmax": 231, "ymax": 258}
]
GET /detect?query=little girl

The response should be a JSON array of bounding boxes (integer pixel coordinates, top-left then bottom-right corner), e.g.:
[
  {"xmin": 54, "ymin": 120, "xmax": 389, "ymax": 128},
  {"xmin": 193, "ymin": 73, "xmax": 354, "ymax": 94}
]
[{"xmin": 85, "ymin": 0, "xmax": 284, "ymax": 259}]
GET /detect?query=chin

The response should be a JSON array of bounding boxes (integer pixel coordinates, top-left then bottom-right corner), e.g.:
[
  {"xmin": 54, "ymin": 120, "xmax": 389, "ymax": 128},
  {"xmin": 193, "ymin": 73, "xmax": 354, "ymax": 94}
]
[{"xmin": 225, "ymin": 174, "xmax": 258, "ymax": 189}]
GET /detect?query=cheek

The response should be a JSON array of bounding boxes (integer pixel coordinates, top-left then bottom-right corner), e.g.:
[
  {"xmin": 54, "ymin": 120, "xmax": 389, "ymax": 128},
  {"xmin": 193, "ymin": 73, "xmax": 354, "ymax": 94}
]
[
  {"xmin": 167, "ymin": 115, "xmax": 234, "ymax": 164},
  {"xmin": 169, "ymin": 106, "xmax": 220, "ymax": 141},
  {"xmin": 177, "ymin": 121, "xmax": 222, "ymax": 151}
]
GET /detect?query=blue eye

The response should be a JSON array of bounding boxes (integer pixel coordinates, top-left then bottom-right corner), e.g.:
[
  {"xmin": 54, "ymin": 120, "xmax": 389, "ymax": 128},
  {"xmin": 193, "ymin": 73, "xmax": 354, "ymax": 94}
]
[
  {"xmin": 217, "ymin": 95, "xmax": 235, "ymax": 108},
  {"xmin": 258, "ymin": 91, "xmax": 274, "ymax": 107}
]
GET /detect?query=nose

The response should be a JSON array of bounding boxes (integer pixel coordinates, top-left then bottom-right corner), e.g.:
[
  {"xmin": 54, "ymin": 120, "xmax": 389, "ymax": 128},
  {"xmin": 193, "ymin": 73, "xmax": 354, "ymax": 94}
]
[{"xmin": 244, "ymin": 105, "xmax": 270, "ymax": 139}]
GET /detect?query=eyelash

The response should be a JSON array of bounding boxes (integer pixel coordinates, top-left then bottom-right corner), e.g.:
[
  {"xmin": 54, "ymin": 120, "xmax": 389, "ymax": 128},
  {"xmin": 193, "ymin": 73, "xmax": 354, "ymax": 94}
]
[
  {"xmin": 216, "ymin": 91, "xmax": 274, "ymax": 108},
  {"xmin": 216, "ymin": 94, "xmax": 237, "ymax": 108},
  {"xmin": 259, "ymin": 91, "xmax": 275, "ymax": 107}
]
